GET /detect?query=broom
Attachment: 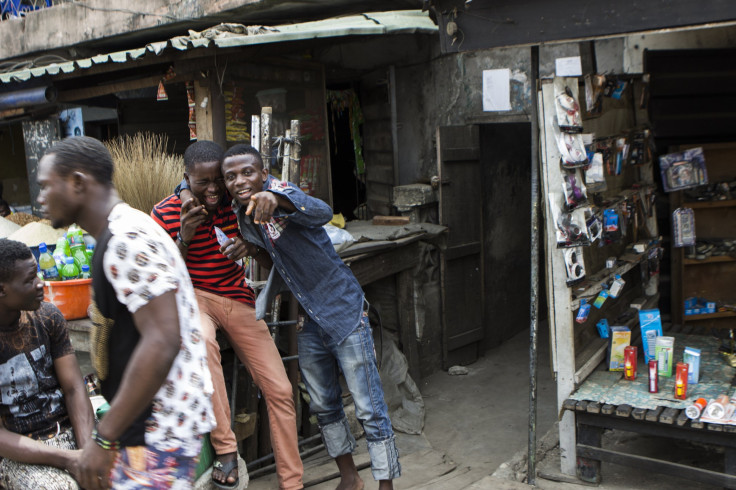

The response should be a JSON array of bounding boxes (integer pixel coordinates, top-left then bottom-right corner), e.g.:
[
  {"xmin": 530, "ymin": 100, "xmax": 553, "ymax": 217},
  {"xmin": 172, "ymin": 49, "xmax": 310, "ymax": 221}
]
[{"xmin": 105, "ymin": 133, "xmax": 184, "ymax": 214}]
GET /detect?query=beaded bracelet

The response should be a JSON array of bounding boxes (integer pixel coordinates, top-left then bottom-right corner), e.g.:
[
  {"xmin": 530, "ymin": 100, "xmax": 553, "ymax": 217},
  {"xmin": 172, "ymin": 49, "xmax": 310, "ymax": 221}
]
[{"xmin": 91, "ymin": 428, "xmax": 120, "ymax": 451}]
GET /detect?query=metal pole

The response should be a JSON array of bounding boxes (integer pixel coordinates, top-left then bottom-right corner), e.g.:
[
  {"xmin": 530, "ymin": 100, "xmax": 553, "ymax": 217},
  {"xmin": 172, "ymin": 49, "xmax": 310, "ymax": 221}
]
[{"xmin": 528, "ymin": 44, "xmax": 541, "ymax": 486}]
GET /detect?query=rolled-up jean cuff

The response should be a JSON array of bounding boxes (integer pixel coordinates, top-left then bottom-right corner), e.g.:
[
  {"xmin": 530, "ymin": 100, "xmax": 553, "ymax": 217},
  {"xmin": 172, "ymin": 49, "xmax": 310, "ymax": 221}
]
[
  {"xmin": 321, "ymin": 417, "xmax": 357, "ymax": 458},
  {"xmin": 368, "ymin": 435, "xmax": 401, "ymax": 481}
]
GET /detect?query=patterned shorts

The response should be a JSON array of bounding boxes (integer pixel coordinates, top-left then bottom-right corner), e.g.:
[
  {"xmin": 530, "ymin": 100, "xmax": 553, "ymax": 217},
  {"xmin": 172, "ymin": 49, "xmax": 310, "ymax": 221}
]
[
  {"xmin": 0, "ymin": 425, "xmax": 79, "ymax": 490},
  {"xmin": 110, "ymin": 444, "xmax": 198, "ymax": 490}
]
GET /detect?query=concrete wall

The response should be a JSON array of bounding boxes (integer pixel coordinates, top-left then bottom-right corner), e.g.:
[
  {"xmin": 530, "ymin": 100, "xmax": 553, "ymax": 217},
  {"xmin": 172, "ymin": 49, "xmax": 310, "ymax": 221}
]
[
  {"xmin": 395, "ymin": 45, "xmax": 533, "ymax": 184},
  {"xmin": 0, "ymin": 0, "xmax": 420, "ymax": 60}
]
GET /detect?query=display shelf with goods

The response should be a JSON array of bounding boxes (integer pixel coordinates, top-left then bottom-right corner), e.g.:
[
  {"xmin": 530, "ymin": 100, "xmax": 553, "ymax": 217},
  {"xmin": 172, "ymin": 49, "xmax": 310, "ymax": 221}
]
[
  {"xmin": 670, "ymin": 142, "xmax": 736, "ymax": 330},
  {"xmin": 541, "ymin": 76, "xmax": 660, "ymax": 386}
]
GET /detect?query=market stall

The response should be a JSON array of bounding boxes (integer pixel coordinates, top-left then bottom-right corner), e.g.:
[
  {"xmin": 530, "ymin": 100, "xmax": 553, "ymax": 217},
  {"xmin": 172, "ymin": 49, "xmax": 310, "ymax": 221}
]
[{"xmin": 539, "ymin": 48, "xmax": 736, "ymax": 485}]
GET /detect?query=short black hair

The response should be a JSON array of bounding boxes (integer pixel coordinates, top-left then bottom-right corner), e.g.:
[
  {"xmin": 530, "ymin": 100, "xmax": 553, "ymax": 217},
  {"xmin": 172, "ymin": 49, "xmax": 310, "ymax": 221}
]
[
  {"xmin": 223, "ymin": 144, "xmax": 264, "ymax": 169},
  {"xmin": 183, "ymin": 140, "xmax": 224, "ymax": 173},
  {"xmin": 0, "ymin": 239, "xmax": 32, "ymax": 283},
  {"xmin": 45, "ymin": 136, "xmax": 114, "ymax": 185}
]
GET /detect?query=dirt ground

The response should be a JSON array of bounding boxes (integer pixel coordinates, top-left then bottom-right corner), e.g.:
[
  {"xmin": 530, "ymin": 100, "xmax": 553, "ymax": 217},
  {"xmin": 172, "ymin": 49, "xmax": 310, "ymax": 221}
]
[{"xmin": 79, "ymin": 322, "xmax": 728, "ymax": 489}]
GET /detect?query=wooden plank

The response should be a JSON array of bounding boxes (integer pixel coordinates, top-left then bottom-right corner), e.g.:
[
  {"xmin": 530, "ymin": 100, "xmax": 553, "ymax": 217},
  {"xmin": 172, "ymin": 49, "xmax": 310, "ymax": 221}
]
[
  {"xmin": 632, "ymin": 407, "xmax": 647, "ymax": 421},
  {"xmin": 194, "ymin": 79, "xmax": 214, "ymax": 142},
  {"xmin": 398, "ymin": 269, "xmax": 421, "ymax": 383},
  {"xmin": 691, "ymin": 420, "xmax": 705, "ymax": 430},
  {"xmin": 577, "ymin": 444, "xmax": 736, "ymax": 488},
  {"xmin": 562, "ymin": 399, "xmax": 578, "ymax": 411},
  {"xmin": 601, "ymin": 404, "xmax": 615, "ymax": 415},
  {"xmin": 540, "ymin": 80, "xmax": 577, "ymax": 476},
  {"xmin": 372, "ymin": 216, "xmax": 410, "ymax": 226},
  {"xmin": 660, "ymin": 407, "xmax": 678, "ymax": 424},
  {"xmin": 586, "ymin": 402, "xmax": 601, "ymax": 414},
  {"xmin": 347, "ymin": 241, "xmax": 421, "ymax": 287},
  {"xmin": 645, "ymin": 406, "xmax": 664, "ymax": 423},
  {"xmin": 615, "ymin": 404, "xmax": 633, "ymax": 418},
  {"xmin": 708, "ymin": 423, "xmax": 724, "ymax": 432},
  {"xmin": 676, "ymin": 411, "xmax": 690, "ymax": 427},
  {"xmin": 575, "ymin": 400, "xmax": 589, "ymax": 412}
]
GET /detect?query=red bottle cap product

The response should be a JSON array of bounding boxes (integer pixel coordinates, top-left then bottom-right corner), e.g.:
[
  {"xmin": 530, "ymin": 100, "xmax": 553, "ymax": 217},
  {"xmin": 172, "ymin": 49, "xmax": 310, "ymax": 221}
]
[
  {"xmin": 624, "ymin": 346, "xmax": 637, "ymax": 380},
  {"xmin": 648, "ymin": 359, "xmax": 658, "ymax": 393},
  {"xmin": 674, "ymin": 362, "xmax": 688, "ymax": 400}
]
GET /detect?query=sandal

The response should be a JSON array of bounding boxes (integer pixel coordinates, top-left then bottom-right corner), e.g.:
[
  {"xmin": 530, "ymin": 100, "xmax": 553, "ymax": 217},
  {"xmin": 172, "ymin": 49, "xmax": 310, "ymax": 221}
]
[{"xmin": 212, "ymin": 458, "xmax": 239, "ymax": 490}]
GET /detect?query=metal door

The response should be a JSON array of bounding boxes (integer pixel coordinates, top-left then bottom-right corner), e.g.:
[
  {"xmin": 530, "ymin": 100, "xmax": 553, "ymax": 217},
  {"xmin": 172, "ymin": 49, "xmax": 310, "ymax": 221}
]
[{"xmin": 437, "ymin": 125, "xmax": 483, "ymax": 367}]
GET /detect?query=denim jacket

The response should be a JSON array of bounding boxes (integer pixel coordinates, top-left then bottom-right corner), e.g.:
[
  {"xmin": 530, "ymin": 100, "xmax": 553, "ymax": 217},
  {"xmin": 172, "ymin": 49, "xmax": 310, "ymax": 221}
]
[{"xmin": 234, "ymin": 175, "xmax": 364, "ymax": 345}]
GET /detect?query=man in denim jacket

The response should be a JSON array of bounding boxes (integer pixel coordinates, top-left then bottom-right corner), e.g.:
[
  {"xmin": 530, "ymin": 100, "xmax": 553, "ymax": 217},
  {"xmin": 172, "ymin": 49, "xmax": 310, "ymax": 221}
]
[{"xmin": 222, "ymin": 144, "xmax": 400, "ymax": 490}]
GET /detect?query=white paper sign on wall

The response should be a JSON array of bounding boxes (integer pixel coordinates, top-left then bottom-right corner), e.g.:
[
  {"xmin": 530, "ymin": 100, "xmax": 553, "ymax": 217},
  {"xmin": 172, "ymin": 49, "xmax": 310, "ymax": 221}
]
[
  {"xmin": 482, "ymin": 68, "xmax": 511, "ymax": 112},
  {"xmin": 555, "ymin": 56, "xmax": 583, "ymax": 77}
]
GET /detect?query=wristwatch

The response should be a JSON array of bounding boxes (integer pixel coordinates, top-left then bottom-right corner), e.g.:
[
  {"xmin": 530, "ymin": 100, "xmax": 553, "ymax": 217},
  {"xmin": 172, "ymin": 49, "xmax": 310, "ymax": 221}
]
[{"xmin": 176, "ymin": 231, "xmax": 190, "ymax": 247}]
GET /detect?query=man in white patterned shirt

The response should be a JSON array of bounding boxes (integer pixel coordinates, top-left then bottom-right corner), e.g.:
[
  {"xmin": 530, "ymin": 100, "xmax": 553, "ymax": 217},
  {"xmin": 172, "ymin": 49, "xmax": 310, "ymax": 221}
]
[{"xmin": 37, "ymin": 136, "xmax": 215, "ymax": 490}]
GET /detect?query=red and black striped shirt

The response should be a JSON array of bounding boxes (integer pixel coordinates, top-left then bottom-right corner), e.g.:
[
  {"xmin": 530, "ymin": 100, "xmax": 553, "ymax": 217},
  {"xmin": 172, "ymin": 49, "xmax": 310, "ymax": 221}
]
[{"xmin": 151, "ymin": 195, "xmax": 255, "ymax": 306}]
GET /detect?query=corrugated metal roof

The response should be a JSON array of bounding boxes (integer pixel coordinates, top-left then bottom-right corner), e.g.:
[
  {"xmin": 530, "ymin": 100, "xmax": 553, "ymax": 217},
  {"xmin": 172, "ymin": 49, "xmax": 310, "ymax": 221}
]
[{"xmin": 0, "ymin": 10, "xmax": 437, "ymax": 84}]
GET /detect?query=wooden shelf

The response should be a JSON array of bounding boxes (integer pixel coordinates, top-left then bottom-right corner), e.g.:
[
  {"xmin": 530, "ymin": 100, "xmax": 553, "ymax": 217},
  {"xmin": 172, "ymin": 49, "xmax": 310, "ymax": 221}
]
[
  {"xmin": 684, "ymin": 199, "xmax": 736, "ymax": 209},
  {"xmin": 684, "ymin": 311, "xmax": 736, "ymax": 321},
  {"xmin": 684, "ymin": 256, "xmax": 736, "ymax": 265}
]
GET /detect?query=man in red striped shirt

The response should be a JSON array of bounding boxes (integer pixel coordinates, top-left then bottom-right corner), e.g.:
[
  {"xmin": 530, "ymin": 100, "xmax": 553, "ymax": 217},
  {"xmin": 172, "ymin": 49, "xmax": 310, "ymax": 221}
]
[{"xmin": 151, "ymin": 141, "xmax": 303, "ymax": 490}]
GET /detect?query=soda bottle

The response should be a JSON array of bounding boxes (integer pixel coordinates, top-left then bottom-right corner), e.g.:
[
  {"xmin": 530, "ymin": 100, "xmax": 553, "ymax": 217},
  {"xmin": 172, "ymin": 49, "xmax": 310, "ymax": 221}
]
[
  {"xmin": 69, "ymin": 228, "xmax": 89, "ymax": 270},
  {"xmin": 80, "ymin": 264, "xmax": 92, "ymax": 279},
  {"xmin": 60, "ymin": 256, "xmax": 80, "ymax": 281},
  {"xmin": 71, "ymin": 243, "xmax": 89, "ymax": 271},
  {"xmin": 38, "ymin": 242, "xmax": 60, "ymax": 281},
  {"xmin": 53, "ymin": 236, "xmax": 70, "ymax": 269},
  {"xmin": 86, "ymin": 243, "xmax": 95, "ymax": 264}
]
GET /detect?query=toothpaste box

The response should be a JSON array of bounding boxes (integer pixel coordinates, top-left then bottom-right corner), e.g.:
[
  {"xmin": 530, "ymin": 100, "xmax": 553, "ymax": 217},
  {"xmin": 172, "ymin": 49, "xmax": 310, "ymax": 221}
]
[
  {"xmin": 655, "ymin": 336, "xmax": 675, "ymax": 377},
  {"xmin": 639, "ymin": 309, "xmax": 663, "ymax": 363},
  {"xmin": 683, "ymin": 346, "xmax": 701, "ymax": 384},
  {"xmin": 608, "ymin": 326, "xmax": 631, "ymax": 371}
]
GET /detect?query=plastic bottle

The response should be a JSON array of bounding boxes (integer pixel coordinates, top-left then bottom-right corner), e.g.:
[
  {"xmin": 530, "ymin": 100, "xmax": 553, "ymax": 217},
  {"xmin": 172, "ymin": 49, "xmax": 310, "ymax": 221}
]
[
  {"xmin": 80, "ymin": 264, "xmax": 92, "ymax": 279},
  {"xmin": 69, "ymin": 230, "xmax": 89, "ymax": 271},
  {"xmin": 60, "ymin": 256, "xmax": 80, "ymax": 281},
  {"xmin": 86, "ymin": 243, "xmax": 95, "ymax": 264},
  {"xmin": 38, "ymin": 242, "xmax": 60, "ymax": 281},
  {"xmin": 53, "ymin": 236, "xmax": 70, "ymax": 269}
]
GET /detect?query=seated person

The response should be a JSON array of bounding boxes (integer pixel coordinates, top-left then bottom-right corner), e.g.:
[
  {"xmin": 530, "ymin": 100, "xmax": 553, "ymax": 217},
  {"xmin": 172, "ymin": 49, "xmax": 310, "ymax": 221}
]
[{"xmin": 0, "ymin": 238, "xmax": 94, "ymax": 489}]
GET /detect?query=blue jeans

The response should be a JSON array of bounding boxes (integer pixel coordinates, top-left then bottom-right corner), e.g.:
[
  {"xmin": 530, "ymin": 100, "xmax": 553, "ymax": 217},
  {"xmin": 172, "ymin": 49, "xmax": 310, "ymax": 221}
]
[{"xmin": 297, "ymin": 311, "xmax": 401, "ymax": 481}]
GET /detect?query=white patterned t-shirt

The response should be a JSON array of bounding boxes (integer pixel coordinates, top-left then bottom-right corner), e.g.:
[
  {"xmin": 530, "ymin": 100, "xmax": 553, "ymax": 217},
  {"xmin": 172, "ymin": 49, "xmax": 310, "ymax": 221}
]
[{"xmin": 103, "ymin": 203, "xmax": 215, "ymax": 456}]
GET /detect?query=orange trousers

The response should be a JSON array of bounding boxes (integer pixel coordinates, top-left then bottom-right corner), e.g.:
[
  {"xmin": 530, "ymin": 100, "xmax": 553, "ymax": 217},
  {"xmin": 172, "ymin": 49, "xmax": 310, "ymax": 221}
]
[{"xmin": 195, "ymin": 288, "xmax": 303, "ymax": 490}]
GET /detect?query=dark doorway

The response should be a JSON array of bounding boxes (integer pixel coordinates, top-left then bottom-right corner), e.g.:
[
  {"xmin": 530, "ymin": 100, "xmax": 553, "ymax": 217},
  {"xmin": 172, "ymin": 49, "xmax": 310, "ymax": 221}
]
[{"xmin": 480, "ymin": 122, "xmax": 535, "ymax": 348}]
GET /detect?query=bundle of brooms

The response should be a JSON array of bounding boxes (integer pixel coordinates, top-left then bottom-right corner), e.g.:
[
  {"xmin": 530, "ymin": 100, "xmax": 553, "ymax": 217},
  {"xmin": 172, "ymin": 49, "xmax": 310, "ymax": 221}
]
[{"xmin": 105, "ymin": 133, "xmax": 183, "ymax": 213}]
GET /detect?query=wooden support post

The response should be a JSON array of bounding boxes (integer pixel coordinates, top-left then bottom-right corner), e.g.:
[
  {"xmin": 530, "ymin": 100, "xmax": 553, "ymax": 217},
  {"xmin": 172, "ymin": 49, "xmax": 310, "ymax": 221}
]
[
  {"xmin": 397, "ymin": 269, "xmax": 421, "ymax": 383},
  {"xmin": 194, "ymin": 79, "xmax": 214, "ymax": 142},
  {"xmin": 287, "ymin": 294, "xmax": 300, "ymax": 431},
  {"xmin": 539, "ymin": 80, "xmax": 577, "ymax": 476},
  {"xmin": 281, "ymin": 129, "xmax": 291, "ymax": 182},
  {"xmin": 251, "ymin": 115, "xmax": 261, "ymax": 152},
  {"xmin": 290, "ymin": 119, "xmax": 301, "ymax": 186},
  {"xmin": 260, "ymin": 107, "xmax": 272, "ymax": 170}
]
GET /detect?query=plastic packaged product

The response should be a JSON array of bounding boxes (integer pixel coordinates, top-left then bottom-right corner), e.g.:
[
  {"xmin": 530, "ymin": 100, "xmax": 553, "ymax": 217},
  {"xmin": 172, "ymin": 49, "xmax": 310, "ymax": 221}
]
[
  {"xmin": 214, "ymin": 226, "xmax": 243, "ymax": 266},
  {"xmin": 53, "ymin": 236, "xmax": 70, "ymax": 269},
  {"xmin": 672, "ymin": 208, "xmax": 696, "ymax": 247},
  {"xmin": 38, "ymin": 242, "xmax": 60, "ymax": 281},
  {"xmin": 80, "ymin": 264, "xmax": 91, "ymax": 279},
  {"xmin": 639, "ymin": 309, "xmax": 663, "ymax": 363},
  {"xmin": 655, "ymin": 336, "xmax": 675, "ymax": 377},
  {"xmin": 683, "ymin": 347, "xmax": 701, "ymax": 384}
]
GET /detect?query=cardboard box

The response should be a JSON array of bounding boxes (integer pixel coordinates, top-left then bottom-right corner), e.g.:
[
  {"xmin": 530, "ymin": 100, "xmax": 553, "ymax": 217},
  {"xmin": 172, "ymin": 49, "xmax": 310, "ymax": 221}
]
[
  {"xmin": 655, "ymin": 336, "xmax": 675, "ymax": 377},
  {"xmin": 608, "ymin": 326, "xmax": 631, "ymax": 371},
  {"xmin": 683, "ymin": 347, "xmax": 701, "ymax": 384},
  {"xmin": 639, "ymin": 309, "xmax": 663, "ymax": 363}
]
